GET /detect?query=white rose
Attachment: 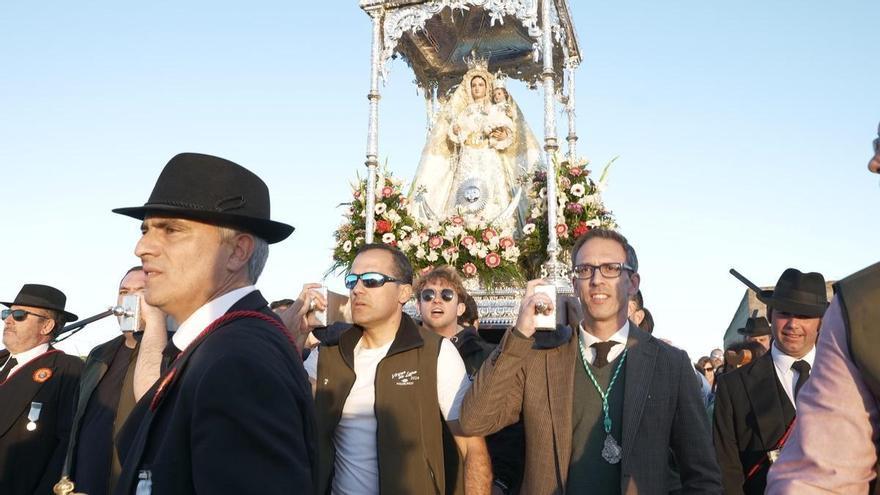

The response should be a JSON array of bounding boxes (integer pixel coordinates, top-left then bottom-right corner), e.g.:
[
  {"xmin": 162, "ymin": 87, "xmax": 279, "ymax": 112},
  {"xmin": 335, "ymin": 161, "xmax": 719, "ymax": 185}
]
[
  {"xmin": 375, "ymin": 203, "xmax": 387, "ymax": 215},
  {"xmin": 502, "ymin": 246, "xmax": 521, "ymax": 261}
]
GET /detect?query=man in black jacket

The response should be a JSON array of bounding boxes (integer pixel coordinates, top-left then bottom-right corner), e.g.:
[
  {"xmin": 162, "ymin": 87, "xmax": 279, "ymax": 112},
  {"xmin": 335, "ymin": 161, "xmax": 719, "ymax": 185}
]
[
  {"xmin": 108, "ymin": 152, "xmax": 315, "ymax": 495},
  {"xmin": 713, "ymin": 268, "xmax": 828, "ymax": 494},
  {"xmin": 415, "ymin": 266, "xmax": 525, "ymax": 494},
  {"xmin": 57, "ymin": 266, "xmax": 167, "ymax": 495},
  {"xmin": 0, "ymin": 283, "xmax": 83, "ymax": 494}
]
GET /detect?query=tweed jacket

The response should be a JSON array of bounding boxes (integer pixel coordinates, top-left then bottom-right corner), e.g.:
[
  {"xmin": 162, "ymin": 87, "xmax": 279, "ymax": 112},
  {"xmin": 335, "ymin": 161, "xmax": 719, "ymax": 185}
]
[{"xmin": 460, "ymin": 323, "xmax": 721, "ymax": 494}]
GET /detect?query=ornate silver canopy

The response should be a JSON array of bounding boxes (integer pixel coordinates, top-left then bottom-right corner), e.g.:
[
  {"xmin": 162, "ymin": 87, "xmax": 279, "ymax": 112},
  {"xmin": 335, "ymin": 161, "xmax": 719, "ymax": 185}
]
[{"xmin": 359, "ymin": 0, "xmax": 581, "ymax": 96}]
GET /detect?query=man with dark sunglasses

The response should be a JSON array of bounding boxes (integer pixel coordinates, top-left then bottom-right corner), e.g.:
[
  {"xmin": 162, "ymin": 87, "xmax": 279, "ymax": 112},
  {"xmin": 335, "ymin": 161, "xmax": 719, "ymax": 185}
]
[
  {"xmin": 415, "ymin": 265, "xmax": 525, "ymax": 495},
  {"xmin": 304, "ymin": 244, "xmax": 491, "ymax": 494},
  {"xmin": 460, "ymin": 228, "xmax": 721, "ymax": 494},
  {"xmin": 0, "ymin": 283, "xmax": 83, "ymax": 494}
]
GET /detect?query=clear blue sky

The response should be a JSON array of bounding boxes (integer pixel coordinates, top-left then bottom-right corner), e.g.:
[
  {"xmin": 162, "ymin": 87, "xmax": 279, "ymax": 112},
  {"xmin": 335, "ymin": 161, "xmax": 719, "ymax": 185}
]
[{"xmin": 1, "ymin": 1, "xmax": 877, "ymax": 360}]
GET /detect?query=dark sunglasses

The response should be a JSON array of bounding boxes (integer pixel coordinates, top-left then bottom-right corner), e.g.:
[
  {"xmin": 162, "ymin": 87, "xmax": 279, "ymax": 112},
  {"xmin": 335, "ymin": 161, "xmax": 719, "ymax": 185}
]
[
  {"xmin": 2, "ymin": 309, "xmax": 50, "ymax": 322},
  {"xmin": 420, "ymin": 288, "xmax": 455, "ymax": 303},
  {"xmin": 344, "ymin": 272, "xmax": 400, "ymax": 290}
]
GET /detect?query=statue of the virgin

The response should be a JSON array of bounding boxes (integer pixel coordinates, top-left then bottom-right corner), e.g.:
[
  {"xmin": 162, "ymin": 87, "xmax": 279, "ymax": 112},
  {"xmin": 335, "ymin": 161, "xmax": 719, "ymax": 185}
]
[{"xmin": 409, "ymin": 59, "xmax": 543, "ymax": 232}]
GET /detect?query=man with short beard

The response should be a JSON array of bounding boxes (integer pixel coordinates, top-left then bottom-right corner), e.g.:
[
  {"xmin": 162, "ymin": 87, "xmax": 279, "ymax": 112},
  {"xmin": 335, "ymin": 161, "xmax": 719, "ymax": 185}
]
[
  {"xmin": 109, "ymin": 153, "xmax": 315, "ymax": 494},
  {"xmin": 714, "ymin": 268, "xmax": 828, "ymax": 494},
  {"xmin": 461, "ymin": 228, "xmax": 721, "ymax": 494},
  {"xmin": 766, "ymin": 123, "xmax": 880, "ymax": 493}
]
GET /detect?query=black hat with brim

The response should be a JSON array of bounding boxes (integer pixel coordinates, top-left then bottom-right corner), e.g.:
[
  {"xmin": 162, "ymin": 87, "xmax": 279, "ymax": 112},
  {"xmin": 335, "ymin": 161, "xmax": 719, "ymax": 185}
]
[
  {"xmin": 758, "ymin": 268, "xmax": 829, "ymax": 318},
  {"xmin": 0, "ymin": 284, "xmax": 78, "ymax": 322},
  {"xmin": 737, "ymin": 316, "xmax": 771, "ymax": 336},
  {"xmin": 112, "ymin": 153, "xmax": 294, "ymax": 244}
]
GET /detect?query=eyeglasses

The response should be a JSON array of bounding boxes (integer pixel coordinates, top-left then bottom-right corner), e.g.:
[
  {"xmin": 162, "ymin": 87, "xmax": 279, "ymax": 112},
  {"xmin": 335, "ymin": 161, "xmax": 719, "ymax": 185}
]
[
  {"xmin": 344, "ymin": 272, "xmax": 400, "ymax": 290},
  {"xmin": 573, "ymin": 262, "xmax": 635, "ymax": 279},
  {"xmin": 420, "ymin": 288, "xmax": 455, "ymax": 303},
  {"xmin": 703, "ymin": 367, "xmax": 715, "ymax": 373},
  {"xmin": 2, "ymin": 309, "xmax": 50, "ymax": 322}
]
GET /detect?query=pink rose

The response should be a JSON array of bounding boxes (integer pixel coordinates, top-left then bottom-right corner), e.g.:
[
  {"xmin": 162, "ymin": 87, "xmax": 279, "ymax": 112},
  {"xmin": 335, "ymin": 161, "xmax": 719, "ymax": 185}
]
[
  {"xmin": 484, "ymin": 252, "xmax": 501, "ymax": 268},
  {"xmin": 428, "ymin": 236, "xmax": 443, "ymax": 249},
  {"xmin": 569, "ymin": 167, "xmax": 582, "ymax": 177},
  {"xmin": 462, "ymin": 262, "xmax": 478, "ymax": 277},
  {"xmin": 499, "ymin": 237, "xmax": 515, "ymax": 249},
  {"xmin": 461, "ymin": 235, "xmax": 477, "ymax": 247},
  {"xmin": 555, "ymin": 223, "xmax": 569, "ymax": 238},
  {"xmin": 381, "ymin": 186, "xmax": 394, "ymax": 197}
]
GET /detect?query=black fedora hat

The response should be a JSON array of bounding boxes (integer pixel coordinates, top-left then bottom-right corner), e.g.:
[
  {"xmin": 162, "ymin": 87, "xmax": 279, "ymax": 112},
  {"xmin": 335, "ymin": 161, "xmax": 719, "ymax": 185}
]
[
  {"xmin": 0, "ymin": 284, "xmax": 78, "ymax": 322},
  {"xmin": 758, "ymin": 268, "xmax": 829, "ymax": 318},
  {"xmin": 112, "ymin": 153, "xmax": 294, "ymax": 244},
  {"xmin": 737, "ymin": 316, "xmax": 771, "ymax": 337}
]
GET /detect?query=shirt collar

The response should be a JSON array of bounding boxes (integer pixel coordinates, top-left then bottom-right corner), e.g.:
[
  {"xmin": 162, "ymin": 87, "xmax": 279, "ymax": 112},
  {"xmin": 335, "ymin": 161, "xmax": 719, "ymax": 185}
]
[
  {"xmin": 579, "ymin": 320, "xmax": 630, "ymax": 348},
  {"xmin": 171, "ymin": 286, "xmax": 256, "ymax": 350},
  {"xmin": 12, "ymin": 343, "xmax": 50, "ymax": 365},
  {"xmin": 771, "ymin": 342, "xmax": 816, "ymax": 371}
]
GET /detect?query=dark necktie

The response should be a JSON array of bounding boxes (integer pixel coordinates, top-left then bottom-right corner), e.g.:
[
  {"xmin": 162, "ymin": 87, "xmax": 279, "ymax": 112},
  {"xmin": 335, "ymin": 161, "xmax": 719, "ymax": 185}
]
[
  {"xmin": 591, "ymin": 341, "xmax": 619, "ymax": 368},
  {"xmin": 791, "ymin": 360, "xmax": 811, "ymax": 399},
  {"xmin": 161, "ymin": 341, "xmax": 182, "ymax": 374},
  {"xmin": 0, "ymin": 357, "xmax": 18, "ymax": 381}
]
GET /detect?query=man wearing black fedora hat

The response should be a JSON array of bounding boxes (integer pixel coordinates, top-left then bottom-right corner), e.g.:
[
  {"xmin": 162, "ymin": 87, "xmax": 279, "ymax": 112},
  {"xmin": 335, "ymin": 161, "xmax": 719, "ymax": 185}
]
[
  {"xmin": 0, "ymin": 283, "xmax": 84, "ymax": 494},
  {"xmin": 767, "ymin": 123, "xmax": 880, "ymax": 493},
  {"xmin": 737, "ymin": 316, "xmax": 772, "ymax": 351},
  {"xmin": 108, "ymin": 153, "xmax": 315, "ymax": 495},
  {"xmin": 713, "ymin": 268, "xmax": 828, "ymax": 494}
]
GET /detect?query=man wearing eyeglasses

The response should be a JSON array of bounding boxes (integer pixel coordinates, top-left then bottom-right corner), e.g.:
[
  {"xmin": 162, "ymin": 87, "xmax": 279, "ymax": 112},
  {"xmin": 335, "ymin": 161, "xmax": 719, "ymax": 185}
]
[
  {"xmin": 303, "ymin": 244, "xmax": 491, "ymax": 495},
  {"xmin": 0, "ymin": 283, "xmax": 83, "ymax": 494},
  {"xmin": 766, "ymin": 123, "xmax": 880, "ymax": 493},
  {"xmin": 461, "ymin": 228, "xmax": 722, "ymax": 494}
]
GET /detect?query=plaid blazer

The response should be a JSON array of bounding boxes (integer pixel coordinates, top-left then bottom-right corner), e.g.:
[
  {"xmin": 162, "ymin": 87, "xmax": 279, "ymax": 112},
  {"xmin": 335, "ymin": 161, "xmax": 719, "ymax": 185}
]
[{"xmin": 460, "ymin": 324, "xmax": 722, "ymax": 494}]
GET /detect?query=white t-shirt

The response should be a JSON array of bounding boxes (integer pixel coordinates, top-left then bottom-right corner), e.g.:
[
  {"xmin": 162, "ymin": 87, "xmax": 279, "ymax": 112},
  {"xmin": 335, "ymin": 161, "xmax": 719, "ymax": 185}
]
[{"xmin": 303, "ymin": 336, "xmax": 469, "ymax": 495}]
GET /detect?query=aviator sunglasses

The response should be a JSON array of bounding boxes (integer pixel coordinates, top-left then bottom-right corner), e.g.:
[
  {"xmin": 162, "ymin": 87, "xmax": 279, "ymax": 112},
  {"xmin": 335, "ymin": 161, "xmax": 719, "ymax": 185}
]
[
  {"xmin": 2, "ymin": 309, "xmax": 50, "ymax": 322},
  {"xmin": 344, "ymin": 272, "xmax": 400, "ymax": 290},
  {"xmin": 420, "ymin": 288, "xmax": 455, "ymax": 303}
]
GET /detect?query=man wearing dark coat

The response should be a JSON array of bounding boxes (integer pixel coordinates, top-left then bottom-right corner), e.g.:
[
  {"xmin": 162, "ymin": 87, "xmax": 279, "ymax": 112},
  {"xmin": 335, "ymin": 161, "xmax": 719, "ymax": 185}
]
[
  {"xmin": 57, "ymin": 266, "xmax": 167, "ymax": 495},
  {"xmin": 107, "ymin": 152, "xmax": 316, "ymax": 495},
  {"xmin": 460, "ymin": 228, "xmax": 722, "ymax": 494},
  {"xmin": 713, "ymin": 268, "xmax": 829, "ymax": 494},
  {"xmin": 0, "ymin": 283, "xmax": 83, "ymax": 494}
]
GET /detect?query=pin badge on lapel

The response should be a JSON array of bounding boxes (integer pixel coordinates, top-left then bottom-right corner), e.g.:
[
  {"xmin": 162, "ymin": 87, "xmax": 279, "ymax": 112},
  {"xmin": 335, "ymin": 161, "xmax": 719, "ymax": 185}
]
[
  {"xmin": 26, "ymin": 402, "xmax": 42, "ymax": 431},
  {"xmin": 33, "ymin": 367, "xmax": 52, "ymax": 383}
]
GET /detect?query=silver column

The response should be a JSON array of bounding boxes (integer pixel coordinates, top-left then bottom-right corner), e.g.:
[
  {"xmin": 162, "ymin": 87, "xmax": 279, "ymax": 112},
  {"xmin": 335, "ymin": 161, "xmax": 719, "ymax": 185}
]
[
  {"xmin": 540, "ymin": 0, "xmax": 567, "ymax": 285},
  {"xmin": 364, "ymin": 7, "xmax": 384, "ymax": 244},
  {"xmin": 565, "ymin": 59, "xmax": 578, "ymax": 162}
]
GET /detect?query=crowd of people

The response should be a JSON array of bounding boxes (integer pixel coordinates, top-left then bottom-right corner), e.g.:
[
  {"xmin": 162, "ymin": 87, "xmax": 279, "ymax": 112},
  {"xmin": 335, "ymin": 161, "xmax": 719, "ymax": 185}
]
[{"xmin": 0, "ymin": 126, "xmax": 877, "ymax": 495}]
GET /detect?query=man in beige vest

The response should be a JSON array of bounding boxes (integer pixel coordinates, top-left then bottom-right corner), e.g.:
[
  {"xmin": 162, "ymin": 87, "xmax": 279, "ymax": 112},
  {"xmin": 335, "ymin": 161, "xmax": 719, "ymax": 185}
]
[{"xmin": 766, "ymin": 122, "xmax": 880, "ymax": 493}]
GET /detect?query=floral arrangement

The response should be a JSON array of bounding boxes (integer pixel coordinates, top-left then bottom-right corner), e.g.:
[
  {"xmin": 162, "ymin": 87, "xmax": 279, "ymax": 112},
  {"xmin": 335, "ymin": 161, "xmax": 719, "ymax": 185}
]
[
  {"xmin": 329, "ymin": 170, "xmax": 525, "ymax": 287},
  {"xmin": 517, "ymin": 155, "xmax": 618, "ymax": 279},
  {"xmin": 330, "ymin": 155, "xmax": 616, "ymax": 286}
]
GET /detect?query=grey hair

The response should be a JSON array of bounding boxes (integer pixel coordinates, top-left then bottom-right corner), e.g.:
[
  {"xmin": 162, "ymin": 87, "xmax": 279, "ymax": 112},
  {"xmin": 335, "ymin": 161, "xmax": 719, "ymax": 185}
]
[{"xmin": 218, "ymin": 227, "xmax": 269, "ymax": 284}]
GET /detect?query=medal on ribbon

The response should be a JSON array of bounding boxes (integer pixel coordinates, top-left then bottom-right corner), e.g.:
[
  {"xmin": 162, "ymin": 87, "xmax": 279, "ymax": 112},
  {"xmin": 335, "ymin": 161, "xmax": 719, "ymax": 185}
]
[
  {"xmin": 26, "ymin": 401, "xmax": 42, "ymax": 431},
  {"xmin": 578, "ymin": 335, "xmax": 626, "ymax": 464}
]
